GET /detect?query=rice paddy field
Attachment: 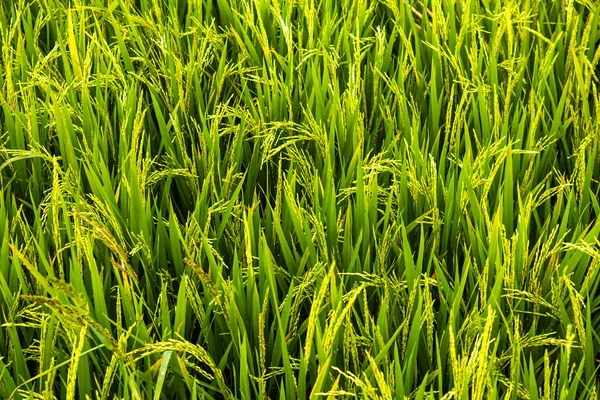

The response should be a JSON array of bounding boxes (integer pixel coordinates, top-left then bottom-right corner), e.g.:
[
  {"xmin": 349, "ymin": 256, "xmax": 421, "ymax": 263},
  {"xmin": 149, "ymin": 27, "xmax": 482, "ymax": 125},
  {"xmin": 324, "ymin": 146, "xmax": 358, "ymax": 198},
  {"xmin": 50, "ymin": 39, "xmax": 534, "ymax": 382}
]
[{"xmin": 1, "ymin": 0, "xmax": 600, "ymax": 398}]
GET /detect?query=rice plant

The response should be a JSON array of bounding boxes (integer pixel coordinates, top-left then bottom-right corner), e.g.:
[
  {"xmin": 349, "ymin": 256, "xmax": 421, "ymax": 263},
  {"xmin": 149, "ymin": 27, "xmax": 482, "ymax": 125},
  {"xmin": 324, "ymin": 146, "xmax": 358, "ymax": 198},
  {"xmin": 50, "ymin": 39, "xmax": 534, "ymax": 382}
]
[{"xmin": 1, "ymin": 0, "xmax": 600, "ymax": 398}]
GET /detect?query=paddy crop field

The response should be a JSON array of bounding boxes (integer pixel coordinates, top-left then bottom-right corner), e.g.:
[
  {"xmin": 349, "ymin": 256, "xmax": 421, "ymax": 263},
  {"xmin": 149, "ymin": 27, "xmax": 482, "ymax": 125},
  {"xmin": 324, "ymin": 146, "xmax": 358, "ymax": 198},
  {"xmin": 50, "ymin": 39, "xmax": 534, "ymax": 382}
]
[{"xmin": 1, "ymin": 0, "xmax": 600, "ymax": 398}]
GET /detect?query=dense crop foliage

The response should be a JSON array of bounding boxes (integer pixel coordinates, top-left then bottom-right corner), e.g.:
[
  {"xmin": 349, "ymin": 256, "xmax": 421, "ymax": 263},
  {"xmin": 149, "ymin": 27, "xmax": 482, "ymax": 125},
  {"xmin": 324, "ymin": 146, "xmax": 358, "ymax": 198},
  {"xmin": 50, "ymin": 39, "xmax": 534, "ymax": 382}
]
[{"xmin": 1, "ymin": 0, "xmax": 600, "ymax": 398}]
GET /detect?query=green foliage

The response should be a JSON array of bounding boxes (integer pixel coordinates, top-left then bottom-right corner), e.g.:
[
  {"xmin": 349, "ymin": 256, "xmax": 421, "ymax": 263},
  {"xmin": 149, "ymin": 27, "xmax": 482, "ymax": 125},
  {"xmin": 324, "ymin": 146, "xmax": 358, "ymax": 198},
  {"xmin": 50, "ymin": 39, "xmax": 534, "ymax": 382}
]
[{"xmin": 1, "ymin": 0, "xmax": 600, "ymax": 398}]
